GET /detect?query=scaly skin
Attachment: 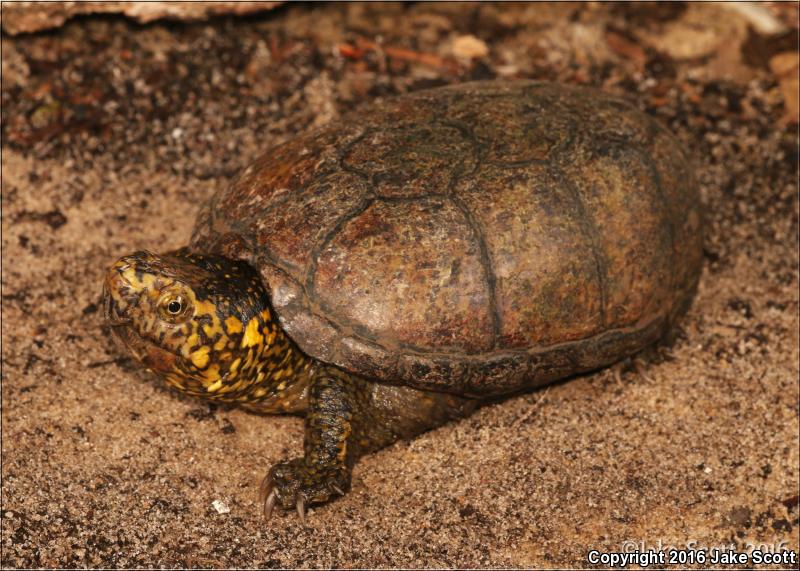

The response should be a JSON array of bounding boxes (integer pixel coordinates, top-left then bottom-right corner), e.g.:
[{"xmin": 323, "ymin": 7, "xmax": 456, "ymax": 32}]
[{"xmin": 103, "ymin": 249, "xmax": 477, "ymax": 520}]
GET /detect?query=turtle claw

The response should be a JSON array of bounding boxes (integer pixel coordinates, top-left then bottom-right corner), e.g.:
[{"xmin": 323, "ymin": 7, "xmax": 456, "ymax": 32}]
[
  {"xmin": 258, "ymin": 473, "xmax": 277, "ymax": 520},
  {"xmin": 611, "ymin": 364, "xmax": 624, "ymax": 385},
  {"xmin": 263, "ymin": 489, "xmax": 277, "ymax": 520},
  {"xmin": 258, "ymin": 458, "xmax": 351, "ymax": 522},
  {"xmin": 633, "ymin": 358, "xmax": 653, "ymax": 382},
  {"xmin": 258, "ymin": 474, "xmax": 278, "ymax": 521}
]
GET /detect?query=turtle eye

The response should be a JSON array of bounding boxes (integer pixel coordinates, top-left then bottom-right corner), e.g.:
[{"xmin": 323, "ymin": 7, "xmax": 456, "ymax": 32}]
[
  {"xmin": 167, "ymin": 299, "xmax": 183, "ymax": 314},
  {"xmin": 158, "ymin": 294, "xmax": 191, "ymax": 322}
]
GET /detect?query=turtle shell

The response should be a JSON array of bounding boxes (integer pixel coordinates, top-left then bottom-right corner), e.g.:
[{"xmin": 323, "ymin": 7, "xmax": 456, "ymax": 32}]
[{"xmin": 191, "ymin": 81, "xmax": 703, "ymax": 397}]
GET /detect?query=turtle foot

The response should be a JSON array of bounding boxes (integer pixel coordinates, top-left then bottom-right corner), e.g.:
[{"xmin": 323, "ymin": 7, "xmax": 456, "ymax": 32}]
[{"xmin": 259, "ymin": 458, "xmax": 349, "ymax": 522}]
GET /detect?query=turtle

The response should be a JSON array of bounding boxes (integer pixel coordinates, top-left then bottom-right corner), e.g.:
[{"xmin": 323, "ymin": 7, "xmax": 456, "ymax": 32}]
[{"xmin": 102, "ymin": 80, "xmax": 703, "ymax": 520}]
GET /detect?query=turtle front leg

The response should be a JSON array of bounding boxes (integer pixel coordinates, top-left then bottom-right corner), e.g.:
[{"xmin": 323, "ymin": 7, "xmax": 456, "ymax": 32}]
[
  {"xmin": 260, "ymin": 365, "xmax": 478, "ymax": 521},
  {"xmin": 260, "ymin": 369, "xmax": 355, "ymax": 521}
]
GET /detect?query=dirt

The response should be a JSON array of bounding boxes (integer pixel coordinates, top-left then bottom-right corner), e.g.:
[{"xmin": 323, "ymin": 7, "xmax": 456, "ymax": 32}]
[{"xmin": 2, "ymin": 2, "xmax": 798, "ymax": 567}]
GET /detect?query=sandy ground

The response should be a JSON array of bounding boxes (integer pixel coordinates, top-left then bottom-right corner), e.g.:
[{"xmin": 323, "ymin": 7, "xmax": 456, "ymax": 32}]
[{"xmin": 2, "ymin": 2, "xmax": 798, "ymax": 568}]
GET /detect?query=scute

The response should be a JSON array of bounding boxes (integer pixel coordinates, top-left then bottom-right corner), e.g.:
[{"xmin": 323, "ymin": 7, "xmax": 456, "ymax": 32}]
[
  {"xmin": 563, "ymin": 142, "xmax": 674, "ymax": 328},
  {"xmin": 449, "ymin": 86, "xmax": 577, "ymax": 165},
  {"xmin": 194, "ymin": 81, "xmax": 703, "ymax": 397},
  {"xmin": 312, "ymin": 197, "xmax": 494, "ymax": 354},
  {"xmin": 454, "ymin": 163, "xmax": 605, "ymax": 348},
  {"xmin": 252, "ymin": 171, "xmax": 368, "ymax": 271},
  {"xmin": 342, "ymin": 123, "xmax": 478, "ymax": 198}
]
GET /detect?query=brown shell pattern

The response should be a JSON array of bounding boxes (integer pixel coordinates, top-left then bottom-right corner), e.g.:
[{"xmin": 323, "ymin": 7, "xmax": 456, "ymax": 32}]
[{"xmin": 191, "ymin": 81, "xmax": 703, "ymax": 397}]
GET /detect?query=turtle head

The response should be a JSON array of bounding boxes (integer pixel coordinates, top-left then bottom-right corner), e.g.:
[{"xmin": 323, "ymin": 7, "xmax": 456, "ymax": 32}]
[{"xmin": 102, "ymin": 249, "xmax": 277, "ymax": 396}]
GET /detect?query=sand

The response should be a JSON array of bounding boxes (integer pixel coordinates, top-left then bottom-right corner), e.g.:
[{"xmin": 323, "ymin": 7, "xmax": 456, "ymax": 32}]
[{"xmin": 2, "ymin": 2, "xmax": 798, "ymax": 567}]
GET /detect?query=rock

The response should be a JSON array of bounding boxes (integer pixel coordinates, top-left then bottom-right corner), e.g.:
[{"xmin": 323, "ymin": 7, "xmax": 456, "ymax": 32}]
[
  {"xmin": 635, "ymin": 3, "xmax": 769, "ymax": 82},
  {"xmin": 1, "ymin": 1, "xmax": 283, "ymax": 35},
  {"xmin": 769, "ymin": 51, "xmax": 800, "ymax": 123},
  {"xmin": 211, "ymin": 499, "xmax": 231, "ymax": 514},
  {"xmin": 642, "ymin": 4, "xmax": 745, "ymax": 60}
]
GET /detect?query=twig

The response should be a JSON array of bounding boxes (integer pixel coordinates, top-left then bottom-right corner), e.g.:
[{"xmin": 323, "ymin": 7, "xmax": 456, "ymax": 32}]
[{"xmin": 337, "ymin": 37, "xmax": 460, "ymax": 73}]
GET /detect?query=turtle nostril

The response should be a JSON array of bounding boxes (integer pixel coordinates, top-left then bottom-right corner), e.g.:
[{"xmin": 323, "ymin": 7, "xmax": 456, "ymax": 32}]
[{"xmin": 105, "ymin": 264, "xmax": 132, "ymax": 291}]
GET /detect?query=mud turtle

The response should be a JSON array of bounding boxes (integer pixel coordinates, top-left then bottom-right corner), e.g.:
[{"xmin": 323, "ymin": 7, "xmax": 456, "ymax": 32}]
[{"xmin": 103, "ymin": 81, "xmax": 703, "ymax": 519}]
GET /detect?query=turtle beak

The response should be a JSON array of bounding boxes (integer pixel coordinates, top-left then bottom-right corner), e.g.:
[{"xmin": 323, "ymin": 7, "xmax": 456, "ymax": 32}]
[
  {"xmin": 104, "ymin": 296, "xmax": 132, "ymax": 326},
  {"xmin": 103, "ymin": 260, "xmax": 138, "ymax": 326}
]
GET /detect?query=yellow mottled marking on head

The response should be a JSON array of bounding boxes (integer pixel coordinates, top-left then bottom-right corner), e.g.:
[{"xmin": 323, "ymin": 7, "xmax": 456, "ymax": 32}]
[
  {"xmin": 195, "ymin": 299, "xmax": 218, "ymax": 318},
  {"xmin": 207, "ymin": 379, "xmax": 223, "ymax": 392},
  {"xmin": 241, "ymin": 319, "xmax": 263, "ymax": 348},
  {"xmin": 229, "ymin": 357, "xmax": 241, "ymax": 375},
  {"xmin": 214, "ymin": 336, "xmax": 228, "ymax": 351},
  {"xmin": 225, "ymin": 316, "xmax": 243, "ymax": 334},
  {"xmin": 260, "ymin": 309, "xmax": 271, "ymax": 321},
  {"xmin": 121, "ymin": 267, "xmax": 155, "ymax": 289},
  {"xmin": 266, "ymin": 330, "xmax": 276, "ymax": 345},
  {"xmin": 254, "ymin": 387, "xmax": 267, "ymax": 397},
  {"xmin": 190, "ymin": 346, "xmax": 210, "ymax": 369},
  {"xmin": 203, "ymin": 322, "xmax": 222, "ymax": 337},
  {"xmin": 187, "ymin": 332, "xmax": 199, "ymax": 349}
]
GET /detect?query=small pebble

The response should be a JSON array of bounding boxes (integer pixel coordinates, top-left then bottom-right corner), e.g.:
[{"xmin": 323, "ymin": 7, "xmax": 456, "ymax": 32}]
[
  {"xmin": 451, "ymin": 34, "xmax": 489, "ymax": 61},
  {"xmin": 212, "ymin": 499, "xmax": 231, "ymax": 514}
]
